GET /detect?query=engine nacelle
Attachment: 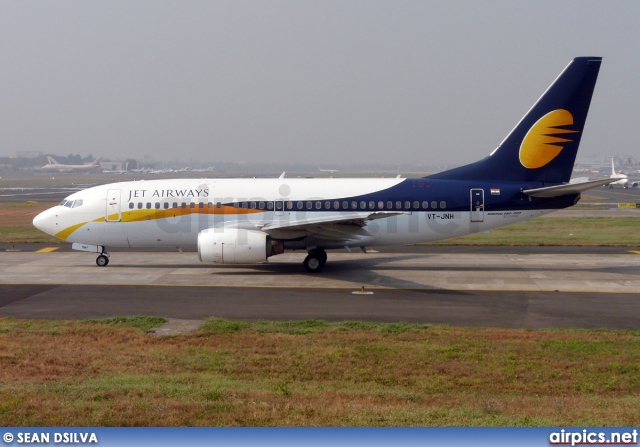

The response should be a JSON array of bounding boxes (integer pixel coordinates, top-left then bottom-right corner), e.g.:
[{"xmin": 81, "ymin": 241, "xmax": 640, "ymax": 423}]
[
  {"xmin": 631, "ymin": 181, "xmax": 639, "ymax": 188},
  {"xmin": 198, "ymin": 228, "xmax": 282, "ymax": 264}
]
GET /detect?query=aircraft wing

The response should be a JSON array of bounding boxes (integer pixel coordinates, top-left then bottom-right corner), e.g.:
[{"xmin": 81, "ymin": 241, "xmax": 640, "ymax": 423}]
[
  {"xmin": 522, "ymin": 178, "xmax": 615, "ymax": 198},
  {"xmin": 260, "ymin": 211, "xmax": 409, "ymax": 241}
]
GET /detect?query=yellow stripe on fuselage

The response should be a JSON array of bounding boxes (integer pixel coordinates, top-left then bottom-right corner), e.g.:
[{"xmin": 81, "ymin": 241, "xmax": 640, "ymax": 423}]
[
  {"xmin": 55, "ymin": 221, "xmax": 90, "ymax": 240},
  {"xmin": 118, "ymin": 205, "xmax": 265, "ymax": 223},
  {"xmin": 55, "ymin": 206, "xmax": 266, "ymax": 240}
]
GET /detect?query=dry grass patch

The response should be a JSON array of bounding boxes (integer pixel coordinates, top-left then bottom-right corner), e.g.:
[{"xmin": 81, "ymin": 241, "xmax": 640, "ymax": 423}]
[
  {"xmin": 1, "ymin": 317, "xmax": 639, "ymax": 426},
  {"xmin": 0, "ymin": 202, "xmax": 59, "ymax": 243}
]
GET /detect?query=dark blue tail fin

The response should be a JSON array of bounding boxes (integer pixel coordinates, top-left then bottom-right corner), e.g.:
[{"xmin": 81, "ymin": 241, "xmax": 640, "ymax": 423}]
[{"xmin": 427, "ymin": 57, "xmax": 602, "ymax": 184}]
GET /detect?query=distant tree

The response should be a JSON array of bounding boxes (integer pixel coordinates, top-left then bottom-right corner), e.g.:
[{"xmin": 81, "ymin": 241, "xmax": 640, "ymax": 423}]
[{"xmin": 65, "ymin": 154, "xmax": 83, "ymax": 164}]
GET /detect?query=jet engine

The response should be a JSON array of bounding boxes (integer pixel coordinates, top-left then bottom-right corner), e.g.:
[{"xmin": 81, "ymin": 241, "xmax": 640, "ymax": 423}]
[{"xmin": 197, "ymin": 228, "xmax": 283, "ymax": 264}]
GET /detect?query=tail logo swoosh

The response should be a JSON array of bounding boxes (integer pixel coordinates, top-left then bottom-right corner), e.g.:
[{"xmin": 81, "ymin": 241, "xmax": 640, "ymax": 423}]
[{"xmin": 519, "ymin": 109, "xmax": 579, "ymax": 169}]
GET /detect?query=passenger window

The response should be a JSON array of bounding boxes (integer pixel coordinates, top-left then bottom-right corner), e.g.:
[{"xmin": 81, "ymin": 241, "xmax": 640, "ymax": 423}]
[
  {"xmin": 164, "ymin": 203, "xmax": 169, "ymax": 209},
  {"xmin": 369, "ymin": 201, "xmax": 375, "ymax": 210},
  {"xmin": 250, "ymin": 201, "xmax": 256, "ymax": 209},
  {"xmin": 431, "ymin": 201, "xmax": 437, "ymax": 209},
  {"xmin": 173, "ymin": 202, "xmax": 178, "ymax": 208},
  {"xmin": 315, "ymin": 201, "xmax": 321, "ymax": 210},
  {"xmin": 360, "ymin": 201, "xmax": 366, "ymax": 210},
  {"xmin": 387, "ymin": 201, "xmax": 392, "ymax": 209},
  {"xmin": 351, "ymin": 201, "xmax": 357, "ymax": 209},
  {"xmin": 260, "ymin": 202, "xmax": 266, "ymax": 210},
  {"xmin": 306, "ymin": 202, "xmax": 312, "ymax": 210},
  {"xmin": 378, "ymin": 201, "xmax": 384, "ymax": 209},
  {"xmin": 395, "ymin": 201, "xmax": 402, "ymax": 209},
  {"xmin": 241, "ymin": 202, "xmax": 248, "ymax": 208},
  {"xmin": 422, "ymin": 201, "xmax": 429, "ymax": 209},
  {"xmin": 146, "ymin": 203, "xmax": 151, "ymax": 209},
  {"xmin": 155, "ymin": 203, "xmax": 160, "ymax": 209},
  {"xmin": 413, "ymin": 201, "xmax": 419, "ymax": 209},
  {"xmin": 342, "ymin": 201, "xmax": 348, "ymax": 209},
  {"xmin": 199, "ymin": 202, "xmax": 204, "ymax": 209},
  {"xmin": 182, "ymin": 203, "xmax": 187, "ymax": 209},
  {"xmin": 129, "ymin": 203, "xmax": 134, "ymax": 209},
  {"xmin": 286, "ymin": 202, "xmax": 293, "ymax": 210},
  {"xmin": 297, "ymin": 202, "xmax": 303, "ymax": 210},
  {"xmin": 325, "ymin": 201, "xmax": 331, "ymax": 210},
  {"xmin": 208, "ymin": 202, "xmax": 212, "ymax": 208},
  {"xmin": 216, "ymin": 202, "xmax": 221, "ymax": 209},
  {"xmin": 440, "ymin": 201, "xmax": 446, "ymax": 209},
  {"xmin": 137, "ymin": 203, "xmax": 143, "ymax": 209},
  {"xmin": 333, "ymin": 201, "xmax": 339, "ymax": 209},
  {"xmin": 404, "ymin": 201, "xmax": 410, "ymax": 209},
  {"xmin": 267, "ymin": 202, "xmax": 273, "ymax": 210}
]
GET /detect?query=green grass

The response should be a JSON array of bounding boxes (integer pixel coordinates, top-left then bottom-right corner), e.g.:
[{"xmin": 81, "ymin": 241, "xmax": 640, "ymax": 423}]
[
  {"xmin": 1, "ymin": 317, "xmax": 639, "ymax": 426},
  {"xmin": 82, "ymin": 316, "xmax": 168, "ymax": 332},
  {"xmin": 427, "ymin": 218, "xmax": 640, "ymax": 246}
]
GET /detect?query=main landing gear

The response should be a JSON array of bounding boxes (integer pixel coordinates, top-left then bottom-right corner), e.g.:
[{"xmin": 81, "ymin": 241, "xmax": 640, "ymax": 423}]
[{"xmin": 303, "ymin": 248, "xmax": 327, "ymax": 273}]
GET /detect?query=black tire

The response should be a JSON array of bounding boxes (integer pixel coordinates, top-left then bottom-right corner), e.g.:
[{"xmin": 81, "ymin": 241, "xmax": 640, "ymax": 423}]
[
  {"xmin": 317, "ymin": 249, "xmax": 328, "ymax": 265},
  {"xmin": 303, "ymin": 253, "xmax": 324, "ymax": 273},
  {"xmin": 96, "ymin": 255, "xmax": 109, "ymax": 267}
]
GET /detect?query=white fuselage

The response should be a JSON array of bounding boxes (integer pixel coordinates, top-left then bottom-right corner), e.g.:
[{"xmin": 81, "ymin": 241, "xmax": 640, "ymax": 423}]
[{"xmin": 34, "ymin": 178, "xmax": 553, "ymax": 252}]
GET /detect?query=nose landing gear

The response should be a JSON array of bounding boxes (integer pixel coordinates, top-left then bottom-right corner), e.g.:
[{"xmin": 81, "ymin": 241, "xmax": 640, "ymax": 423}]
[{"xmin": 96, "ymin": 253, "xmax": 110, "ymax": 267}]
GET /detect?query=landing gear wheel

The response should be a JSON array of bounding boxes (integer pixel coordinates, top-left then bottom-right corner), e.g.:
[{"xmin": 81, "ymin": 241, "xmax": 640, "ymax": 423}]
[
  {"xmin": 303, "ymin": 249, "xmax": 327, "ymax": 273},
  {"xmin": 96, "ymin": 254, "xmax": 109, "ymax": 267}
]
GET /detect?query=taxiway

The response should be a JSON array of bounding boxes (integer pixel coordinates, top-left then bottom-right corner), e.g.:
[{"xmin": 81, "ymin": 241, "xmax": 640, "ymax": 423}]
[{"xmin": 1, "ymin": 250, "xmax": 639, "ymax": 329}]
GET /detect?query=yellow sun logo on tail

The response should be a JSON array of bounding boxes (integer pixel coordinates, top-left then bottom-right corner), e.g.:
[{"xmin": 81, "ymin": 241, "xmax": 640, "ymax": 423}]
[{"xmin": 519, "ymin": 109, "xmax": 579, "ymax": 169}]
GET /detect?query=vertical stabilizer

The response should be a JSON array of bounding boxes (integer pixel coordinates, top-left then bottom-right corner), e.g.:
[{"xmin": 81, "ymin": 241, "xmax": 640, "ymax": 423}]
[{"xmin": 428, "ymin": 57, "xmax": 602, "ymax": 184}]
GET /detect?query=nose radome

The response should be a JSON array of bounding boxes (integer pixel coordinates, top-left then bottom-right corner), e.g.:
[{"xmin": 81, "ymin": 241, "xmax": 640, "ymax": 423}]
[{"xmin": 33, "ymin": 210, "xmax": 53, "ymax": 235}]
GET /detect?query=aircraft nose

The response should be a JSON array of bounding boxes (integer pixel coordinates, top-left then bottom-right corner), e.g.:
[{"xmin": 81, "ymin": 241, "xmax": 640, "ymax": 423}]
[{"xmin": 33, "ymin": 209, "xmax": 53, "ymax": 235}]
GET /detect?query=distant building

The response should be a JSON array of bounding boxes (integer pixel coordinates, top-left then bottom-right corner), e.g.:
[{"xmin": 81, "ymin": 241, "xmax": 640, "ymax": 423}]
[
  {"xmin": 11, "ymin": 151, "xmax": 43, "ymax": 159},
  {"xmin": 101, "ymin": 161, "xmax": 124, "ymax": 171}
]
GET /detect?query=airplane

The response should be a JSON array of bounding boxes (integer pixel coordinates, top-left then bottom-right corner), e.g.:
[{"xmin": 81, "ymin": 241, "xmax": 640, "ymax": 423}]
[
  {"xmin": 41, "ymin": 156, "xmax": 103, "ymax": 172},
  {"xmin": 607, "ymin": 158, "xmax": 638, "ymax": 188},
  {"xmin": 33, "ymin": 57, "xmax": 615, "ymax": 272}
]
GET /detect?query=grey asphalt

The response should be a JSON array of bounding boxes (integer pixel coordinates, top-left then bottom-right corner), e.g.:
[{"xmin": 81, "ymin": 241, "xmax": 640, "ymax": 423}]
[
  {"xmin": 1, "ymin": 284, "xmax": 639, "ymax": 330},
  {"xmin": 1, "ymin": 250, "xmax": 639, "ymax": 330}
]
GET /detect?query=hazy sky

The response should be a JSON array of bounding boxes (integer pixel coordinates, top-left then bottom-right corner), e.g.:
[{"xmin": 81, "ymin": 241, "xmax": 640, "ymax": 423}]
[{"xmin": 1, "ymin": 1, "xmax": 638, "ymax": 166}]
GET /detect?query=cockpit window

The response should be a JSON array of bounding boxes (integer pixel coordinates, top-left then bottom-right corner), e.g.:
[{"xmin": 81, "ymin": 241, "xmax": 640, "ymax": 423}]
[
  {"xmin": 64, "ymin": 201, "xmax": 73, "ymax": 208},
  {"xmin": 59, "ymin": 200, "xmax": 67, "ymax": 206},
  {"xmin": 71, "ymin": 199, "xmax": 83, "ymax": 208}
]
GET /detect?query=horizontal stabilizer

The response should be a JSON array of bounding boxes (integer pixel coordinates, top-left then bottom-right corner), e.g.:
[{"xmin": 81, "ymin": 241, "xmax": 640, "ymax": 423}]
[{"xmin": 523, "ymin": 178, "xmax": 615, "ymax": 198}]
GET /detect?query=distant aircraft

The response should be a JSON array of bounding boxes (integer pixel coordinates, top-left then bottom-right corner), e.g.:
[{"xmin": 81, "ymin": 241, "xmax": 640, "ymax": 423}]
[
  {"xmin": 319, "ymin": 168, "xmax": 339, "ymax": 174},
  {"xmin": 191, "ymin": 167, "xmax": 215, "ymax": 173},
  {"xmin": 41, "ymin": 157, "xmax": 103, "ymax": 172},
  {"xmin": 607, "ymin": 158, "xmax": 638, "ymax": 188},
  {"xmin": 34, "ymin": 57, "xmax": 615, "ymax": 272}
]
